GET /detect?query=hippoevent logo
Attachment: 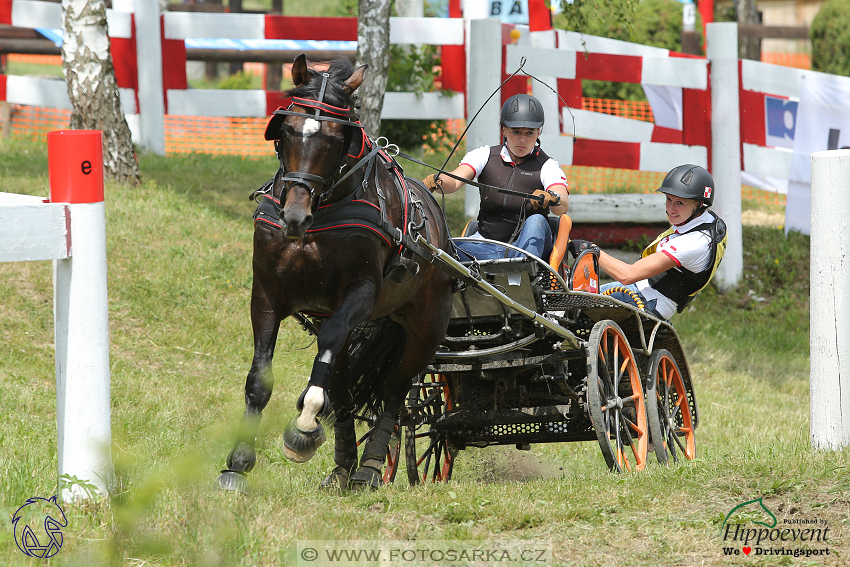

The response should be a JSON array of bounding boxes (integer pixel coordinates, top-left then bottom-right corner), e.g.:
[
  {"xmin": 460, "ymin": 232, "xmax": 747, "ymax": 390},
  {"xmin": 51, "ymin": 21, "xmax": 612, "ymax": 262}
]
[
  {"xmin": 720, "ymin": 497, "xmax": 831, "ymax": 559},
  {"xmin": 12, "ymin": 496, "xmax": 68, "ymax": 559}
]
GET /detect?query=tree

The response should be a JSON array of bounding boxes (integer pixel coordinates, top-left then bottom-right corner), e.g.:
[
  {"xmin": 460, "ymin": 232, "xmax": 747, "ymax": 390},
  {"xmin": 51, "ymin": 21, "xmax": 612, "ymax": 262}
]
[
  {"xmin": 810, "ymin": 0, "xmax": 850, "ymax": 77},
  {"xmin": 355, "ymin": 0, "xmax": 392, "ymax": 138},
  {"xmin": 735, "ymin": 0, "xmax": 760, "ymax": 60},
  {"xmin": 62, "ymin": 0, "xmax": 140, "ymax": 184}
]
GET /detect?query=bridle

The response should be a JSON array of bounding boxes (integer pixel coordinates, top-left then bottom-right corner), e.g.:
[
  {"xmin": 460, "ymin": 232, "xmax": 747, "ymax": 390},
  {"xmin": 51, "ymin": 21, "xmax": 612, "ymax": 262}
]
[{"xmin": 270, "ymin": 73, "xmax": 366, "ymax": 212}]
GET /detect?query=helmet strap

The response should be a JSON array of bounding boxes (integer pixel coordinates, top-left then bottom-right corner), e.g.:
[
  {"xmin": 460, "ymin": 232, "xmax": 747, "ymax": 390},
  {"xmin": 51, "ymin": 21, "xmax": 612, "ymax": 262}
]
[{"xmin": 678, "ymin": 204, "xmax": 707, "ymax": 226}]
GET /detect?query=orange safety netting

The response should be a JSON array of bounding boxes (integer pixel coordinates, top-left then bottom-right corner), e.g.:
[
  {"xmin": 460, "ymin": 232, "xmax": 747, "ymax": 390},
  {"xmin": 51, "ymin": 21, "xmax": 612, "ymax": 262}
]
[
  {"xmin": 6, "ymin": 54, "xmax": 63, "ymax": 65},
  {"xmin": 761, "ymin": 51, "xmax": 810, "ymax": 70},
  {"xmin": 582, "ymin": 98, "xmax": 655, "ymax": 123},
  {"xmin": 8, "ymin": 105, "xmax": 71, "ymax": 138},
  {"xmin": 564, "ymin": 165, "xmax": 665, "ymax": 194},
  {"xmin": 0, "ymin": 104, "xmax": 785, "ymax": 209},
  {"xmin": 165, "ymin": 115, "xmax": 273, "ymax": 157}
]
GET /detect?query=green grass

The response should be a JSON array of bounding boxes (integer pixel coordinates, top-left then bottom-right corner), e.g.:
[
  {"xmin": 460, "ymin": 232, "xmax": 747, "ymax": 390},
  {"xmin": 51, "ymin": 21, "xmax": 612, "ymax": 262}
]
[{"xmin": 0, "ymin": 137, "xmax": 847, "ymax": 566}]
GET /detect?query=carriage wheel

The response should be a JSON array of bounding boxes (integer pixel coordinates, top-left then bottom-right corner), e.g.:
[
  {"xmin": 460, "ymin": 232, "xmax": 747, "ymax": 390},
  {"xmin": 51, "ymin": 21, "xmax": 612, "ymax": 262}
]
[
  {"xmin": 646, "ymin": 349, "xmax": 696, "ymax": 464},
  {"xmin": 586, "ymin": 320, "xmax": 649, "ymax": 472},
  {"xmin": 383, "ymin": 425, "xmax": 401, "ymax": 484},
  {"xmin": 404, "ymin": 373, "xmax": 456, "ymax": 484}
]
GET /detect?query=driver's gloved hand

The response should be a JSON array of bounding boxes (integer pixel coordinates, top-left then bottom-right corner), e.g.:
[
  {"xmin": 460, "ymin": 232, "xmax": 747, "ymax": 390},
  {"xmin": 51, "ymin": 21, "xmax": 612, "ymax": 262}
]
[{"xmin": 567, "ymin": 239, "xmax": 600, "ymax": 259}]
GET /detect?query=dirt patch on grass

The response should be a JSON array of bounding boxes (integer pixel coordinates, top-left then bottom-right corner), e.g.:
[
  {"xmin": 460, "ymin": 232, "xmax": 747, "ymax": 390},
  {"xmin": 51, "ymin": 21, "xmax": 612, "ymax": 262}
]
[{"xmin": 468, "ymin": 446, "xmax": 564, "ymax": 483}]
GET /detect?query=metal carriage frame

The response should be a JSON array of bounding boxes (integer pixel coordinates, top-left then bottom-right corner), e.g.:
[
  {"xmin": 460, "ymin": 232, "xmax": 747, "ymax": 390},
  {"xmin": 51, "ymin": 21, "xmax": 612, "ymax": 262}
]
[{"xmin": 385, "ymin": 235, "xmax": 700, "ymax": 484}]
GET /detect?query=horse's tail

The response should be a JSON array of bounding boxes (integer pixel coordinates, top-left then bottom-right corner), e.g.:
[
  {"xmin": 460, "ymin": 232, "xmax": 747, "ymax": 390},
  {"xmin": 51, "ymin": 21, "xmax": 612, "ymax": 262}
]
[{"xmin": 345, "ymin": 316, "xmax": 407, "ymax": 419}]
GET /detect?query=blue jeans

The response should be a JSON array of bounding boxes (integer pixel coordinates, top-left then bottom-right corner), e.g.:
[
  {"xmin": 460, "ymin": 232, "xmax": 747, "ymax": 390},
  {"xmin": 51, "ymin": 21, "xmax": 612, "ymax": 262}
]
[
  {"xmin": 599, "ymin": 282, "xmax": 665, "ymax": 319},
  {"xmin": 455, "ymin": 215, "xmax": 552, "ymax": 261}
]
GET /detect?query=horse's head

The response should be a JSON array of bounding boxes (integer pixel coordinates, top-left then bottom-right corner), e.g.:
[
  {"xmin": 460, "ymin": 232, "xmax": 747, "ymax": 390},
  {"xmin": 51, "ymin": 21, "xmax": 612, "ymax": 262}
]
[{"xmin": 265, "ymin": 54, "xmax": 367, "ymax": 240}]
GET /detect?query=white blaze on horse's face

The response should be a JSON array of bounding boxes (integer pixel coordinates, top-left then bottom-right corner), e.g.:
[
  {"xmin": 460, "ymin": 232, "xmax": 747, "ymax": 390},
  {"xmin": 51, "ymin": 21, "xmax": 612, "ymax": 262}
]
[{"xmin": 301, "ymin": 118, "xmax": 320, "ymax": 136}]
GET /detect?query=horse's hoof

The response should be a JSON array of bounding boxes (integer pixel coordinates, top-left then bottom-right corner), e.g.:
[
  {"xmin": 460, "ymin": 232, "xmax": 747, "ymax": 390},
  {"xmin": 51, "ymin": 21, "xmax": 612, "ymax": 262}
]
[
  {"xmin": 282, "ymin": 417, "xmax": 326, "ymax": 463},
  {"xmin": 226, "ymin": 442, "xmax": 256, "ymax": 473},
  {"xmin": 319, "ymin": 466, "xmax": 351, "ymax": 491},
  {"xmin": 349, "ymin": 466, "xmax": 382, "ymax": 491},
  {"xmin": 217, "ymin": 470, "xmax": 249, "ymax": 494}
]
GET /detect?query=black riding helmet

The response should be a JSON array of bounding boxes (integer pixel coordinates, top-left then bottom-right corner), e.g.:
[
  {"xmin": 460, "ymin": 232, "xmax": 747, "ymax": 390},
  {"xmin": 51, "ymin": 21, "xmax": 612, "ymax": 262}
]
[
  {"xmin": 500, "ymin": 94, "xmax": 544, "ymax": 129},
  {"xmin": 657, "ymin": 164, "xmax": 715, "ymax": 207}
]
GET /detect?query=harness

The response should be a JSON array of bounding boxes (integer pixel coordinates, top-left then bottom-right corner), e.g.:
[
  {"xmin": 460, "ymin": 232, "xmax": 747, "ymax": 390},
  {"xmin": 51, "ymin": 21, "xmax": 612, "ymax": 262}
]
[
  {"xmin": 641, "ymin": 210, "xmax": 728, "ymax": 313},
  {"xmin": 253, "ymin": 82, "xmax": 443, "ymax": 286}
]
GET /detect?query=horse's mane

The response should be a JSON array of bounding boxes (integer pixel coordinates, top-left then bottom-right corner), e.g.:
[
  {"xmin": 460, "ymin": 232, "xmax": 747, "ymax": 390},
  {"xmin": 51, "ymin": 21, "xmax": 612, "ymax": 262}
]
[{"xmin": 284, "ymin": 58, "xmax": 357, "ymax": 110}]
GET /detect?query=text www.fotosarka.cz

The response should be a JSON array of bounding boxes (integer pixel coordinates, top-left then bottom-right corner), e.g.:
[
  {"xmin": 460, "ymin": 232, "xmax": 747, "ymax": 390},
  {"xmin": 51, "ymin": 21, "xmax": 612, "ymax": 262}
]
[{"xmin": 296, "ymin": 540, "xmax": 551, "ymax": 566}]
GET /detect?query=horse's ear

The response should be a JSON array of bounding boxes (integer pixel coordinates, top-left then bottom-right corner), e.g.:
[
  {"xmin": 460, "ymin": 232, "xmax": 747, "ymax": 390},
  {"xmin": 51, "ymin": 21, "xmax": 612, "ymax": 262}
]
[
  {"xmin": 342, "ymin": 64, "xmax": 368, "ymax": 95},
  {"xmin": 291, "ymin": 54, "xmax": 308, "ymax": 87}
]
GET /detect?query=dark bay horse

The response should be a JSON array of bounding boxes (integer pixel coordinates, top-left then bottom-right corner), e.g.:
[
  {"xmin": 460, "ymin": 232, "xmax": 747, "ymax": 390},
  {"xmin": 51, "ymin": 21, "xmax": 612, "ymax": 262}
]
[{"xmin": 218, "ymin": 55, "xmax": 454, "ymax": 491}]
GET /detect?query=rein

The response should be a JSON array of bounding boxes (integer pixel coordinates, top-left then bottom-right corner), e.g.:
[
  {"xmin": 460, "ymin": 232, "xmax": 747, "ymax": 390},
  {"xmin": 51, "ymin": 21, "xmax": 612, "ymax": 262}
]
[{"xmin": 395, "ymin": 148, "xmax": 547, "ymax": 206}]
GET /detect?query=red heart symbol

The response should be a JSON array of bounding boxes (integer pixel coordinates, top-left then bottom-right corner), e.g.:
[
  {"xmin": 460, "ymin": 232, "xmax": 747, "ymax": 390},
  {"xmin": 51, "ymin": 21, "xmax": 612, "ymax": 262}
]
[{"xmin": 743, "ymin": 547, "xmax": 751, "ymax": 555}]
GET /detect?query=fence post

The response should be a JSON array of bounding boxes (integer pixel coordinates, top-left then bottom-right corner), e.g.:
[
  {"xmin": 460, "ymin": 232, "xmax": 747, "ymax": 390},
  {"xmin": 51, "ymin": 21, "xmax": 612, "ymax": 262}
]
[
  {"xmin": 810, "ymin": 149, "xmax": 850, "ymax": 451},
  {"xmin": 706, "ymin": 22, "xmax": 742, "ymax": 291},
  {"xmin": 465, "ymin": 17, "xmax": 502, "ymax": 218},
  {"xmin": 135, "ymin": 0, "xmax": 166, "ymax": 155},
  {"xmin": 48, "ymin": 130, "xmax": 113, "ymax": 500}
]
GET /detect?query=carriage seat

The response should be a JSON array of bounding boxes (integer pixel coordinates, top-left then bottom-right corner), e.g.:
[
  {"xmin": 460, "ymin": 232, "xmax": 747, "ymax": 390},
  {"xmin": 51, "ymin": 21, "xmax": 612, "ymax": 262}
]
[{"xmin": 460, "ymin": 214, "xmax": 572, "ymax": 275}]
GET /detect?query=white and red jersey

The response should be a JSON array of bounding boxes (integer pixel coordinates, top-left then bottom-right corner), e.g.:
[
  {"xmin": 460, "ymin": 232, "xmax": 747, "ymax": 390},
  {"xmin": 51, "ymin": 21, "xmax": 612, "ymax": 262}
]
[{"xmin": 637, "ymin": 210, "xmax": 714, "ymax": 319}]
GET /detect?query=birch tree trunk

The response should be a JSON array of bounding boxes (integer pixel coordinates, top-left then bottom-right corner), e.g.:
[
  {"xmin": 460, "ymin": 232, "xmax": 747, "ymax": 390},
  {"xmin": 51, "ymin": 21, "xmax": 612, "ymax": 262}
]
[
  {"xmin": 736, "ymin": 0, "xmax": 761, "ymax": 61},
  {"xmin": 356, "ymin": 0, "xmax": 391, "ymax": 138},
  {"xmin": 62, "ymin": 0, "xmax": 141, "ymax": 185}
]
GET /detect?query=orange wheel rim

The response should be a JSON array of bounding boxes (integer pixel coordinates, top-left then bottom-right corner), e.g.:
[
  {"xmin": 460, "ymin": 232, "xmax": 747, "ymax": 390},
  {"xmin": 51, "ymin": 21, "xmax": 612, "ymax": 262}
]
[
  {"xmin": 660, "ymin": 356, "xmax": 695, "ymax": 460},
  {"xmin": 600, "ymin": 327, "xmax": 648, "ymax": 471}
]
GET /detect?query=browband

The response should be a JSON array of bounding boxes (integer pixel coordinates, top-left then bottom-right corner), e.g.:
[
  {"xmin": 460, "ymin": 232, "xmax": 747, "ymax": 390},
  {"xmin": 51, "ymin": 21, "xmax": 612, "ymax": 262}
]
[{"xmin": 291, "ymin": 96, "xmax": 351, "ymax": 117}]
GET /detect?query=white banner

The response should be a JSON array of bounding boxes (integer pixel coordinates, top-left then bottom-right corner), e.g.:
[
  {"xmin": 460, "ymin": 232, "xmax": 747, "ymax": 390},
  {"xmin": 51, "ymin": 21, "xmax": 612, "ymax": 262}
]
[{"xmin": 786, "ymin": 73, "xmax": 850, "ymax": 234}]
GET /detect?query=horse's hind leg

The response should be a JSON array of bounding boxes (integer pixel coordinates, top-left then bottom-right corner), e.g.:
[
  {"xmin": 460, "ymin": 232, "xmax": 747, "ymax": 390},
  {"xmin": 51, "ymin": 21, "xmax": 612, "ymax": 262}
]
[
  {"xmin": 218, "ymin": 285, "xmax": 282, "ymax": 492},
  {"xmin": 319, "ymin": 362, "xmax": 358, "ymax": 490},
  {"xmin": 349, "ymin": 281, "xmax": 453, "ymax": 490}
]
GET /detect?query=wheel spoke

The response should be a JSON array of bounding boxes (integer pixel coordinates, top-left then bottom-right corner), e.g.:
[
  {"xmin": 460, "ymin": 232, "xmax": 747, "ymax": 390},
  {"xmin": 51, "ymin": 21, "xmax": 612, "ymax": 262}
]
[{"xmin": 671, "ymin": 431, "xmax": 688, "ymax": 455}]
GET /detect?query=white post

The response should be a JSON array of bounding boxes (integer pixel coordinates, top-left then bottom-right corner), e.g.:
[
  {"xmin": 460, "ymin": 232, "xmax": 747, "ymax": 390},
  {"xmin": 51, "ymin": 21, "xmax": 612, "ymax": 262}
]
[
  {"xmin": 810, "ymin": 149, "xmax": 850, "ymax": 451},
  {"xmin": 465, "ymin": 17, "xmax": 502, "ymax": 218},
  {"xmin": 706, "ymin": 22, "xmax": 742, "ymax": 291},
  {"xmin": 135, "ymin": 0, "xmax": 166, "ymax": 155},
  {"xmin": 48, "ymin": 131, "xmax": 113, "ymax": 501}
]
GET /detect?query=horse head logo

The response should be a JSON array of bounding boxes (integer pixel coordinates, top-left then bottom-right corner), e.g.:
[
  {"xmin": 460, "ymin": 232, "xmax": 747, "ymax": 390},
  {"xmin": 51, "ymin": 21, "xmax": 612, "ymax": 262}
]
[
  {"xmin": 722, "ymin": 497, "xmax": 777, "ymax": 532},
  {"xmin": 12, "ymin": 496, "xmax": 68, "ymax": 558}
]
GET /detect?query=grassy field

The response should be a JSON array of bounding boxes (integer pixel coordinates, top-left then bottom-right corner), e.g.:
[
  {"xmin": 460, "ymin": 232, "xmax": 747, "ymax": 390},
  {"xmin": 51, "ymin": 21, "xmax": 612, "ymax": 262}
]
[{"xmin": 0, "ymin": 137, "xmax": 847, "ymax": 567}]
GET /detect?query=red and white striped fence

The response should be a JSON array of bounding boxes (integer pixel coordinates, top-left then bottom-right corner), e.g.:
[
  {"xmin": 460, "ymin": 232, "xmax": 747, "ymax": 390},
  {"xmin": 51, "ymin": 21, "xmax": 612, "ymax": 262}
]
[
  {"xmin": 0, "ymin": 130, "xmax": 113, "ymax": 501},
  {"xmin": 0, "ymin": 0, "xmax": 466, "ymax": 153}
]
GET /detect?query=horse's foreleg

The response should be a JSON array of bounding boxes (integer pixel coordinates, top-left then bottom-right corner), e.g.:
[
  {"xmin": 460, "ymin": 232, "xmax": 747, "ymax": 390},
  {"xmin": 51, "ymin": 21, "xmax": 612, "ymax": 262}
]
[
  {"xmin": 219, "ymin": 287, "xmax": 282, "ymax": 492},
  {"xmin": 283, "ymin": 281, "xmax": 378, "ymax": 463}
]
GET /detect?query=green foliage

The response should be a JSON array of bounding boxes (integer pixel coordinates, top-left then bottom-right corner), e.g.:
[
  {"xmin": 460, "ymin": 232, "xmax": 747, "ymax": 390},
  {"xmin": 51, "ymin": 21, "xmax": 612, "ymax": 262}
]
[
  {"xmin": 555, "ymin": 0, "xmax": 638, "ymax": 43},
  {"xmin": 382, "ymin": 44, "xmax": 455, "ymax": 152},
  {"xmin": 217, "ymin": 70, "xmax": 255, "ymax": 90},
  {"xmin": 713, "ymin": 0, "xmax": 737, "ymax": 23},
  {"xmin": 810, "ymin": 0, "xmax": 850, "ymax": 77},
  {"xmin": 555, "ymin": 0, "xmax": 703, "ymax": 101}
]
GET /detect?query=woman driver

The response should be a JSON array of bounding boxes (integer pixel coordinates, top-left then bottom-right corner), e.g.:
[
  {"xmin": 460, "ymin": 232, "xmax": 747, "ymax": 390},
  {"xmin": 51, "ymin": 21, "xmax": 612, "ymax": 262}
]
[{"xmin": 423, "ymin": 93, "xmax": 569, "ymax": 260}]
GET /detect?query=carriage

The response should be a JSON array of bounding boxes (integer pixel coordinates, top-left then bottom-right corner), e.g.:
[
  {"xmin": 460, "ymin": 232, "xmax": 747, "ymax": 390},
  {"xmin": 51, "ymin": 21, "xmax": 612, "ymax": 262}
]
[
  {"xmin": 383, "ymin": 215, "xmax": 700, "ymax": 483},
  {"xmin": 219, "ymin": 56, "xmax": 700, "ymax": 493}
]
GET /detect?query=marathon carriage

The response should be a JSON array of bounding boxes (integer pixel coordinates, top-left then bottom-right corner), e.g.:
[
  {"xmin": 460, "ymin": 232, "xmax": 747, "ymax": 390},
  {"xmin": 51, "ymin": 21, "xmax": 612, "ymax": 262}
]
[
  {"xmin": 386, "ymin": 214, "xmax": 700, "ymax": 483},
  {"xmin": 220, "ymin": 55, "xmax": 700, "ymax": 493}
]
